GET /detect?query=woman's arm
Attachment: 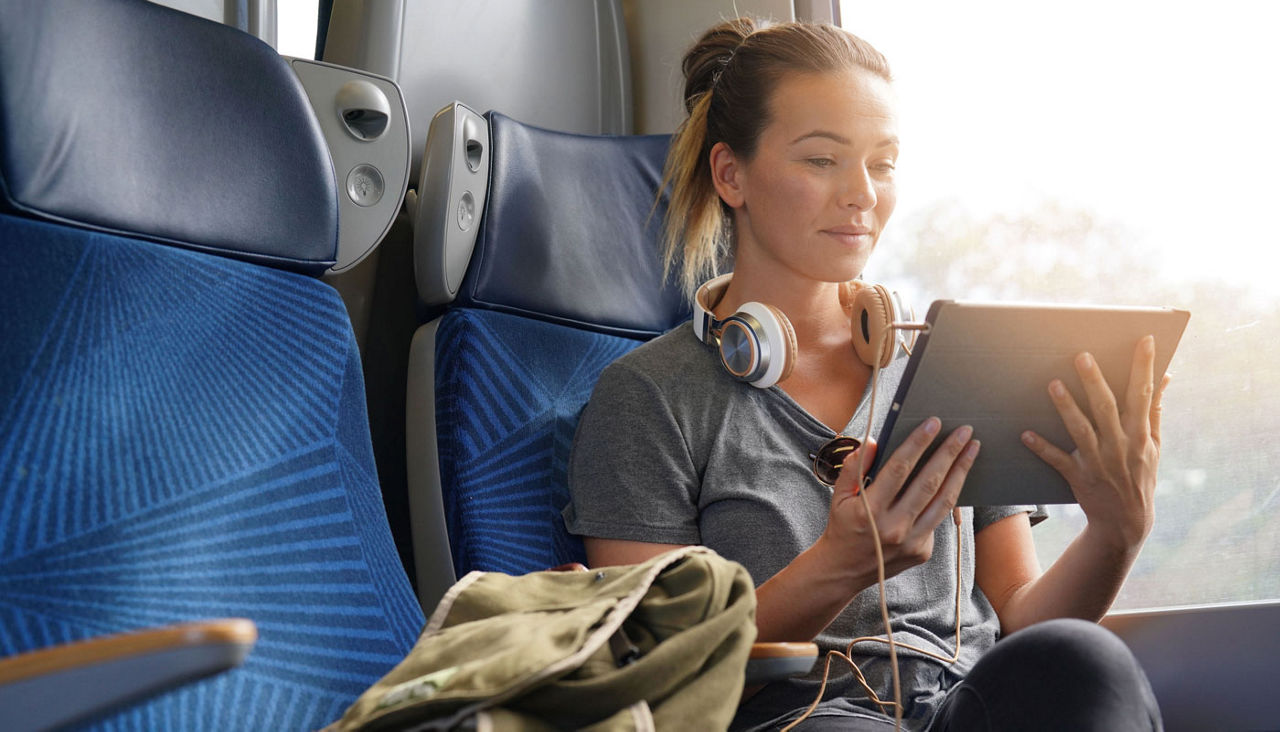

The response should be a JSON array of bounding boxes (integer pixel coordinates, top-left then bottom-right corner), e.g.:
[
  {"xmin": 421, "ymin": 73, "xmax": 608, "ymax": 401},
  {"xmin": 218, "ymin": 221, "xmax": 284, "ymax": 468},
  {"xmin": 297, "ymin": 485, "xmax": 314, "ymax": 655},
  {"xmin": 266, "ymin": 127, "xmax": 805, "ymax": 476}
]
[
  {"xmin": 585, "ymin": 537, "xmax": 688, "ymax": 568},
  {"xmin": 975, "ymin": 512, "xmax": 1142, "ymax": 634},
  {"xmin": 587, "ymin": 530, "xmax": 884, "ymax": 643},
  {"xmin": 587, "ymin": 420, "xmax": 982, "ymax": 643},
  {"xmin": 978, "ymin": 336, "xmax": 1172, "ymax": 634}
]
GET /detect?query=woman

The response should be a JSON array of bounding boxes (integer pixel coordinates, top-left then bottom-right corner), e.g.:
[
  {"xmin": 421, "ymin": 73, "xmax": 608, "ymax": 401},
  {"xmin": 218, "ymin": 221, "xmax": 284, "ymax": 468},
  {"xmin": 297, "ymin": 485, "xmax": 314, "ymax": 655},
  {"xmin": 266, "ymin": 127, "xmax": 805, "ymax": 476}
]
[{"xmin": 564, "ymin": 17, "xmax": 1166, "ymax": 731}]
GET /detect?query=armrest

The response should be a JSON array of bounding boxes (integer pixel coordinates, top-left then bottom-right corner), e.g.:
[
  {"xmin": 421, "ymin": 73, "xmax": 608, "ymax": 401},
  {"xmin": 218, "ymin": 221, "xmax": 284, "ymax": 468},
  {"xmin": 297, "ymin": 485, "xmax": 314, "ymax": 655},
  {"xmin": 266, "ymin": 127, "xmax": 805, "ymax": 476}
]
[
  {"xmin": 1102, "ymin": 601, "xmax": 1280, "ymax": 731},
  {"xmin": 0, "ymin": 618, "xmax": 257, "ymax": 732},
  {"xmin": 745, "ymin": 642, "xmax": 818, "ymax": 685}
]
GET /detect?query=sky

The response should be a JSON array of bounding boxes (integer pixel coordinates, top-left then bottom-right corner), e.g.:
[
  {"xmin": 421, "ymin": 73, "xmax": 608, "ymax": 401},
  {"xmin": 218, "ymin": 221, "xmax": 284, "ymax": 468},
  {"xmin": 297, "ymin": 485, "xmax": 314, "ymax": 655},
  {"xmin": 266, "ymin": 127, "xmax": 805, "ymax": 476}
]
[
  {"xmin": 840, "ymin": 0, "xmax": 1280, "ymax": 297},
  {"xmin": 276, "ymin": 0, "xmax": 319, "ymax": 60}
]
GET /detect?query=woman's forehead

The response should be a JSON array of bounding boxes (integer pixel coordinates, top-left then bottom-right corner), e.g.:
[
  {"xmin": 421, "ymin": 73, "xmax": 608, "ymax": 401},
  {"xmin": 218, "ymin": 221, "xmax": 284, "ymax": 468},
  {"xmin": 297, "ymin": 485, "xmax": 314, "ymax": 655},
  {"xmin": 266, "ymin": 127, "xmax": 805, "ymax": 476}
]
[{"xmin": 763, "ymin": 69, "xmax": 898, "ymax": 144}]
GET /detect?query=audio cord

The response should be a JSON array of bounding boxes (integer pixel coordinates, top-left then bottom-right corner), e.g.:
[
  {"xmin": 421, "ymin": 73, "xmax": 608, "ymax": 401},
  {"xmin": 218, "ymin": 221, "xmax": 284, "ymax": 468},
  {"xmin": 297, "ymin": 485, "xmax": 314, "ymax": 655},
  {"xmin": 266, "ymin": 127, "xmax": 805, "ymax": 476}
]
[{"xmin": 783, "ymin": 324, "xmax": 963, "ymax": 732}]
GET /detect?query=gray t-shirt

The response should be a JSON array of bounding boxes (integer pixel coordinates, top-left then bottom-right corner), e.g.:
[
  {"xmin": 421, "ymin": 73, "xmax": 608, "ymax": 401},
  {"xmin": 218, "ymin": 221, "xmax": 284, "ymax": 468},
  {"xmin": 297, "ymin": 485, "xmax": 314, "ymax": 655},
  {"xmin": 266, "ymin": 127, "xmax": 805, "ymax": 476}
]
[{"xmin": 564, "ymin": 322, "xmax": 1039, "ymax": 729}]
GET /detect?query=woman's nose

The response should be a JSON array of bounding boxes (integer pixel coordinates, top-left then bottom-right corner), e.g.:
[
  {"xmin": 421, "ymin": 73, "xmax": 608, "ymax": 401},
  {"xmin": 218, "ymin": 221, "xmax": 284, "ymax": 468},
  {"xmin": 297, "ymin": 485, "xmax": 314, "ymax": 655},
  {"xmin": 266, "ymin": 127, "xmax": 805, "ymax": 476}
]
[{"xmin": 842, "ymin": 168, "xmax": 877, "ymax": 210}]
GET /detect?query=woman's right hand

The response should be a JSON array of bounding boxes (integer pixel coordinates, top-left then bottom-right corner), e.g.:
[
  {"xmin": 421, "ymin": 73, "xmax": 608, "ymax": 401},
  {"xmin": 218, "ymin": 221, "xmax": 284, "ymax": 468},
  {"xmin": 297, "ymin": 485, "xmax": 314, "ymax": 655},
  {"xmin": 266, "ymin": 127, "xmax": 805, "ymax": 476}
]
[{"xmin": 820, "ymin": 418, "xmax": 981, "ymax": 586}]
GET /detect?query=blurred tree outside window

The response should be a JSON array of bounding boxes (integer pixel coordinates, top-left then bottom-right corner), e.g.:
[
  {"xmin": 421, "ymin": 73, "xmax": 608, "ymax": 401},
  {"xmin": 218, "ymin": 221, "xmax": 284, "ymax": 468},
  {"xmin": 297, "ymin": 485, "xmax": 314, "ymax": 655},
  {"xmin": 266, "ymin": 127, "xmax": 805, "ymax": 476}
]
[{"xmin": 843, "ymin": 1, "xmax": 1280, "ymax": 609}]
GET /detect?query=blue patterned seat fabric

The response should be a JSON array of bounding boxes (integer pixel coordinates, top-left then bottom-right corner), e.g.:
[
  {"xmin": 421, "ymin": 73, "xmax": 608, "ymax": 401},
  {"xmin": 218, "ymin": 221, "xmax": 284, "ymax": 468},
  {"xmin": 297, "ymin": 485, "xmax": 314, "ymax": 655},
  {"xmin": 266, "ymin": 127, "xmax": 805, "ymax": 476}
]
[
  {"xmin": 430, "ymin": 113, "xmax": 690, "ymax": 578},
  {"xmin": 0, "ymin": 0, "xmax": 423, "ymax": 728},
  {"xmin": 434, "ymin": 309, "xmax": 642, "ymax": 575},
  {"xmin": 0, "ymin": 215, "xmax": 424, "ymax": 730}
]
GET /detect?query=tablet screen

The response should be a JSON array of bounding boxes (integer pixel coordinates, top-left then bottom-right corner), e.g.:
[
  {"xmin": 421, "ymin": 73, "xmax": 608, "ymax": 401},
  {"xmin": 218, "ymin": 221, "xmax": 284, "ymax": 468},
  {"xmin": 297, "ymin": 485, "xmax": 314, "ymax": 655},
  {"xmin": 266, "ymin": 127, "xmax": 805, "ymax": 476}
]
[{"xmin": 871, "ymin": 301, "xmax": 1190, "ymax": 505}]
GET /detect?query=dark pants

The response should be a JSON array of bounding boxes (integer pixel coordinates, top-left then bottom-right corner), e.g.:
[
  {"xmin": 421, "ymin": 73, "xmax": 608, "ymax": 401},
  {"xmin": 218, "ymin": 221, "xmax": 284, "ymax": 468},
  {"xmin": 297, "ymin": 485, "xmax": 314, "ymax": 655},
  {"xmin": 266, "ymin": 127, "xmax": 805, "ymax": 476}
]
[{"xmin": 792, "ymin": 619, "xmax": 1163, "ymax": 731}]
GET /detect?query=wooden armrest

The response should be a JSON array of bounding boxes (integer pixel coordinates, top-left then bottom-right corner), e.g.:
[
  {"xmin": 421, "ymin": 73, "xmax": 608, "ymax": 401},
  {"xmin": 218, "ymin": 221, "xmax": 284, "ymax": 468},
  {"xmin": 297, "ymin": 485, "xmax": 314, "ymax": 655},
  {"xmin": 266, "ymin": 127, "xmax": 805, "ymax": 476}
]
[
  {"xmin": 748, "ymin": 642, "xmax": 818, "ymax": 660},
  {"xmin": 0, "ymin": 618, "xmax": 257, "ymax": 732},
  {"xmin": 745, "ymin": 641, "xmax": 818, "ymax": 685}
]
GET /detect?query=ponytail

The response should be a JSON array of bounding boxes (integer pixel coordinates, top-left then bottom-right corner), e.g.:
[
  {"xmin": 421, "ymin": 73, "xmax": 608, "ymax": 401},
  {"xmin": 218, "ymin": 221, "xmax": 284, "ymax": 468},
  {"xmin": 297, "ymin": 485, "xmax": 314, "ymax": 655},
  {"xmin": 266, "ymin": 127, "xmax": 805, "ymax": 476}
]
[{"xmin": 660, "ymin": 90, "xmax": 727, "ymax": 302}]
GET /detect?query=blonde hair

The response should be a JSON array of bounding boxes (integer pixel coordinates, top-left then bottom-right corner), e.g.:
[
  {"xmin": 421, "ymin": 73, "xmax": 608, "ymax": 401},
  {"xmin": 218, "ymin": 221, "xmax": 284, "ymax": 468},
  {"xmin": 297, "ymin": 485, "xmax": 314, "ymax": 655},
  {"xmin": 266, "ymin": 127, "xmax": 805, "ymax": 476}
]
[{"xmin": 660, "ymin": 18, "xmax": 892, "ymax": 301}]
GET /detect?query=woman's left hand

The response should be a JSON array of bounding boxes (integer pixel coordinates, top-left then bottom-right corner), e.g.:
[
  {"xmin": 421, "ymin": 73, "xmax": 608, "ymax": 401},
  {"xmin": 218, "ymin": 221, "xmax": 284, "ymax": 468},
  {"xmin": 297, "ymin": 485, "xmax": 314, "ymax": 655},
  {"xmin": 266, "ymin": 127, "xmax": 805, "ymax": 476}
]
[{"xmin": 1020, "ymin": 335, "xmax": 1173, "ymax": 551}]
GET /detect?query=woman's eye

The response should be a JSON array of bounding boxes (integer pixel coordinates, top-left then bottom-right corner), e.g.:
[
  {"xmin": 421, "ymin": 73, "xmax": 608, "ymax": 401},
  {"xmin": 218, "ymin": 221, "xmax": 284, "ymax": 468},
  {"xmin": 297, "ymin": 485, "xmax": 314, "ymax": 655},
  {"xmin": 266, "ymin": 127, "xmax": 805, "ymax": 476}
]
[
  {"xmin": 872, "ymin": 162, "xmax": 897, "ymax": 175},
  {"xmin": 807, "ymin": 158, "xmax": 836, "ymax": 168}
]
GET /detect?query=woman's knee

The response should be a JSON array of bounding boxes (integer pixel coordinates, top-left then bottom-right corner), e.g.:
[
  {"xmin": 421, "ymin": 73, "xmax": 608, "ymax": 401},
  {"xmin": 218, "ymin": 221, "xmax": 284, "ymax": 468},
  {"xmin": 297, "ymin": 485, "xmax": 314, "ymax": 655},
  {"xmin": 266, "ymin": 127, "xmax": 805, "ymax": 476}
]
[
  {"xmin": 1008, "ymin": 618, "xmax": 1137, "ymax": 674},
  {"xmin": 944, "ymin": 618, "xmax": 1161, "ymax": 731},
  {"xmin": 998, "ymin": 618, "xmax": 1152, "ymax": 696}
]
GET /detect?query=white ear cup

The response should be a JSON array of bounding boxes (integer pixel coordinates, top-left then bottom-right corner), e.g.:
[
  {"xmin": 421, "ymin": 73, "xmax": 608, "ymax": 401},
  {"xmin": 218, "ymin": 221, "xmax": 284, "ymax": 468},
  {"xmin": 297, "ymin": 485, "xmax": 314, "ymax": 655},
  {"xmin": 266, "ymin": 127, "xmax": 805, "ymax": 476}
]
[
  {"xmin": 693, "ymin": 275, "xmax": 911, "ymax": 387},
  {"xmin": 721, "ymin": 301, "xmax": 795, "ymax": 388}
]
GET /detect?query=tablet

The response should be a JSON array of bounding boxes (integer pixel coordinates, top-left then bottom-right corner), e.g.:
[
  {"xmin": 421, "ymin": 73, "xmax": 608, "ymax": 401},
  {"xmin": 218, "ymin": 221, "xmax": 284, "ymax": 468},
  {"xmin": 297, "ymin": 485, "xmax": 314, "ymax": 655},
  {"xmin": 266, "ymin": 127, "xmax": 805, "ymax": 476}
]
[{"xmin": 871, "ymin": 301, "xmax": 1190, "ymax": 505}]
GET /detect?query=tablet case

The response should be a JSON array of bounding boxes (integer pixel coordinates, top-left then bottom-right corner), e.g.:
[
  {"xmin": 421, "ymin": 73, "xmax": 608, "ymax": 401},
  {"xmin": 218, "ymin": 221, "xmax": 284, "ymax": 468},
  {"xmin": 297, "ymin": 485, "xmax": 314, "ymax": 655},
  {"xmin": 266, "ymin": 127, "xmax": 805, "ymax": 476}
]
[{"xmin": 873, "ymin": 301, "xmax": 1190, "ymax": 505}]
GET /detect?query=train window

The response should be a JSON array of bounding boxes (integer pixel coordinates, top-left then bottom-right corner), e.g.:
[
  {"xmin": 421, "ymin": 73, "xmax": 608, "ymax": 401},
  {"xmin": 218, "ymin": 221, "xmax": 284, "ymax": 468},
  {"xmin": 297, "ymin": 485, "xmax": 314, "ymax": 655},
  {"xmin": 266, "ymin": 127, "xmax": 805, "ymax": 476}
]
[
  {"xmin": 277, "ymin": 0, "xmax": 319, "ymax": 59},
  {"xmin": 843, "ymin": 1, "xmax": 1280, "ymax": 609}
]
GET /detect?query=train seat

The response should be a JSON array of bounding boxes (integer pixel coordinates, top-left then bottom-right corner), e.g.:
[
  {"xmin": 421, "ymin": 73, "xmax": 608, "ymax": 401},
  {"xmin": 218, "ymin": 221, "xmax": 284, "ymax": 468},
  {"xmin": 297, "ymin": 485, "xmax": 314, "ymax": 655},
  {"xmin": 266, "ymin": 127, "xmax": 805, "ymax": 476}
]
[
  {"xmin": 405, "ymin": 105, "xmax": 688, "ymax": 608},
  {"xmin": 403, "ymin": 105, "xmax": 819, "ymax": 691},
  {"xmin": 0, "ymin": 0, "xmax": 422, "ymax": 728},
  {"xmin": 314, "ymin": 1, "xmax": 635, "ymax": 583}
]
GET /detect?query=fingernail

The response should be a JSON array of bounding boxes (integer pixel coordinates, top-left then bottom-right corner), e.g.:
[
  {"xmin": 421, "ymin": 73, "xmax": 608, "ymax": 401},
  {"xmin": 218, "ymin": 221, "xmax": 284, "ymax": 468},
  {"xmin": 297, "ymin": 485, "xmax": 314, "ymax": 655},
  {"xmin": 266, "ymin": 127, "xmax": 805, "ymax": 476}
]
[
  {"xmin": 1077, "ymin": 352, "xmax": 1094, "ymax": 369},
  {"xmin": 1050, "ymin": 380, "xmax": 1066, "ymax": 398},
  {"xmin": 966, "ymin": 440, "xmax": 981, "ymax": 459},
  {"xmin": 956, "ymin": 425, "xmax": 973, "ymax": 443},
  {"xmin": 923, "ymin": 417, "xmax": 940, "ymax": 435},
  {"xmin": 1021, "ymin": 431, "xmax": 1036, "ymax": 446},
  {"xmin": 1144, "ymin": 334, "xmax": 1155, "ymax": 353}
]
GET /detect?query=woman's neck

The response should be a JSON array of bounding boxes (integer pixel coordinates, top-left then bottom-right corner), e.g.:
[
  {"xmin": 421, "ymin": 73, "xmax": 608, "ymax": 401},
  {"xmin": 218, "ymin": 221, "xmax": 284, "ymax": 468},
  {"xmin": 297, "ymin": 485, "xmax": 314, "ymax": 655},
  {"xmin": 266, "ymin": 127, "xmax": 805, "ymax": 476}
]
[
  {"xmin": 713, "ymin": 267, "xmax": 851, "ymax": 351},
  {"xmin": 714, "ymin": 266, "xmax": 871, "ymax": 431}
]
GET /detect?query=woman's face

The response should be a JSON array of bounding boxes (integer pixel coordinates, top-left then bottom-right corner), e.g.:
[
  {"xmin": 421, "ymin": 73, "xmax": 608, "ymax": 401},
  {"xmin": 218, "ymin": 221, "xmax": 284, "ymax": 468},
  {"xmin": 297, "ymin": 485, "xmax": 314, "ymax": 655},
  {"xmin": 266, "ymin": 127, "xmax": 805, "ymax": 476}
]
[{"xmin": 712, "ymin": 67, "xmax": 899, "ymax": 285}]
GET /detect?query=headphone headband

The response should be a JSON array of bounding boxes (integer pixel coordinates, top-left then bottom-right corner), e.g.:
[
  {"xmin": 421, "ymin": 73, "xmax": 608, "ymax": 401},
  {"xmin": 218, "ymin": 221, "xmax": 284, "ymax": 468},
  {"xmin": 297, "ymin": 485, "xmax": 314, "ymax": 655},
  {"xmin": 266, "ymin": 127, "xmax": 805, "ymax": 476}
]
[
  {"xmin": 691, "ymin": 274, "xmax": 915, "ymax": 388},
  {"xmin": 692, "ymin": 273, "xmax": 734, "ymax": 344}
]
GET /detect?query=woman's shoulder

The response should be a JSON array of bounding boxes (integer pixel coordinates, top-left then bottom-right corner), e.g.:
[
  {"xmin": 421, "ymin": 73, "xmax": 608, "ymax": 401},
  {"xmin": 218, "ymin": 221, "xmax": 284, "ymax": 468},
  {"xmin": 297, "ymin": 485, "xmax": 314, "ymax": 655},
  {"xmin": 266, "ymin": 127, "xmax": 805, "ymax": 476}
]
[
  {"xmin": 606, "ymin": 321, "xmax": 719, "ymax": 387},
  {"xmin": 574, "ymin": 322, "xmax": 727, "ymax": 450}
]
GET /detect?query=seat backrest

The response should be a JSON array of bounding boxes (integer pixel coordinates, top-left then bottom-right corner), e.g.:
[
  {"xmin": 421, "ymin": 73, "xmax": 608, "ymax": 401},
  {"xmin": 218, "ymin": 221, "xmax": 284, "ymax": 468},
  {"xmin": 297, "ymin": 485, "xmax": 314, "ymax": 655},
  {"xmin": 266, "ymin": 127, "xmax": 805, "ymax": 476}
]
[
  {"xmin": 406, "ymin": 110, "xmax": 689, "ymax": 608},
  {"xmin": 0, "ymin": 1, "xmax": 422, "ymax": 728}
]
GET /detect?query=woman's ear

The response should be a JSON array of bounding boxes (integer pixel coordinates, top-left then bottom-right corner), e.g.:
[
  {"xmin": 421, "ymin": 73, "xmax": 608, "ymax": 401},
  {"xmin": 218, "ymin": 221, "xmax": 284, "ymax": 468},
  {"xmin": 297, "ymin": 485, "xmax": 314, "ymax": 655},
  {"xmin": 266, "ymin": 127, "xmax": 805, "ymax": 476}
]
[{"xmin": 709, "ymin": 141, "xmax": 746, "ymax": 209}]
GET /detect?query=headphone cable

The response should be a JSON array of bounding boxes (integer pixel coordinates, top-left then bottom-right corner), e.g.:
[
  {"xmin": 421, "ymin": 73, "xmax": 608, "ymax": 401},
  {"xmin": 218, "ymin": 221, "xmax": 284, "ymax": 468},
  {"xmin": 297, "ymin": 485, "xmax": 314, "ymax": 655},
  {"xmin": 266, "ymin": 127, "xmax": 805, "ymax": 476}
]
[{"xmin": 783, "ymin": 326, "xmax": 963, "ymax": 732}]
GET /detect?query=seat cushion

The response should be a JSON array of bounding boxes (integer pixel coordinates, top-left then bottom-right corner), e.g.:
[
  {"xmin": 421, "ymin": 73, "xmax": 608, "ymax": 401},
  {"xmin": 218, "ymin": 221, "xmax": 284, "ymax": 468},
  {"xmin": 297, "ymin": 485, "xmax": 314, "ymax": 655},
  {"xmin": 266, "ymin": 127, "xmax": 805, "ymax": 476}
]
[
  {"xmin": 0, "ymin": 213, "xmax": 423, "ymax": 730},
  {"xmin": 433, "ymin": 308, "xmax": 644, "ymax": 575}
]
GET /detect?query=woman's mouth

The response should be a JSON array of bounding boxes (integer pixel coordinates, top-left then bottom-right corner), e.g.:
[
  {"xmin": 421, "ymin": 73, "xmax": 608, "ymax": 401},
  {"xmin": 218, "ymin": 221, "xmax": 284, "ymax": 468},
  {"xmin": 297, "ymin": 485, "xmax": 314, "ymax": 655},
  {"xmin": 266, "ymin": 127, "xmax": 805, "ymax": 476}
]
[{"xmin": 823, "ymin": 226, "xmax": 874, "ymax": 246}]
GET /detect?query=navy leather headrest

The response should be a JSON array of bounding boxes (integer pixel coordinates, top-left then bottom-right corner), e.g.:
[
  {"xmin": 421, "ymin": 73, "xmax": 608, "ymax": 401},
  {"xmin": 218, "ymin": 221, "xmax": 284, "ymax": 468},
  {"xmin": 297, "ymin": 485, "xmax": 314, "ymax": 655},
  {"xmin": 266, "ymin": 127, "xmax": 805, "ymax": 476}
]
[
  {"xmin": 0, "ymin": 0, "xmax": 338, "ymax": 274},
  {"xmin": 456, "ymin": 112, "xmax": 691, "ymax": 339}
]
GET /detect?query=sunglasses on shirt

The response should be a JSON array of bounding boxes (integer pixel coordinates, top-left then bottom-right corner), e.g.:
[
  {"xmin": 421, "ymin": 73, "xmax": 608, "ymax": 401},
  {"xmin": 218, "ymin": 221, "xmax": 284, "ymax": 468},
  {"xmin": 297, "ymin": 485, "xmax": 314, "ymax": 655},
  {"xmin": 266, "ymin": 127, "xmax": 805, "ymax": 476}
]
[{"xmin": 808, "ymin": 436, "xmax": 861, "ymax": 486}]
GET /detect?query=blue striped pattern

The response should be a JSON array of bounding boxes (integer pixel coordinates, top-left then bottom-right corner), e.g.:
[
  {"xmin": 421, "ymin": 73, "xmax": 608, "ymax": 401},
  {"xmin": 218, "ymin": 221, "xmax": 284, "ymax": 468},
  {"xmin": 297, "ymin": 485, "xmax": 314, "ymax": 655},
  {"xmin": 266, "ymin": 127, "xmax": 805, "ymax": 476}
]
[
  {"xmin": 434, "ymin": 309, "xmax": 642, "ymax": 576},
  {"xmin": 0, "ymin": 214, "xmax": 423, "ymax": 730}
]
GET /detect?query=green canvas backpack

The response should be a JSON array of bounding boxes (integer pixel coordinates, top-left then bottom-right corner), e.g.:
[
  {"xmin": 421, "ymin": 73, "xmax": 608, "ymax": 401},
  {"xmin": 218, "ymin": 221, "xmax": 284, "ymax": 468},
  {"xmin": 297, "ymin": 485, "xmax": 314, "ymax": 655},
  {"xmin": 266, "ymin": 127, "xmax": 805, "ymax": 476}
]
[{"xmin": 327, "ymin": 547, "xmax": 757, "ymax": 731}]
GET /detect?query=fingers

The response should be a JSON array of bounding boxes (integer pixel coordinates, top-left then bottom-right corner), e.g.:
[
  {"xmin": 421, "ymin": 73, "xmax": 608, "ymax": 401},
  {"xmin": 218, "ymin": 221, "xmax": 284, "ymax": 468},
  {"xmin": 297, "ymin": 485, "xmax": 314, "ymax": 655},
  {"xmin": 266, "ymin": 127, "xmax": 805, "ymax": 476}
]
[
  {"xmin": 1151, "ymin": 372, "xmax": 1172, "ymax": 449},
  {"xmin": 1051, "ymin": 336, "xmax": 1158, "ymax": 461},
  {"xmin": 1021, "ymin": 429, "xmax": 1078, "ymax": 483},
  {"xmin": 892, "ymin": 424, "xmax": 976, "ymax": 522},
  {"xmin": 1122, "ymin": 335, "xmax": 1156, "ymax": 440},
  {"xmin": 865, "ymin": 417, "xmax": 942, "ymax": 510},
  {"xmin": 1072, "ymin": 351, "xmax": 1124, "ymax": 447},
  {"xmin": 914, "ymin": 437, "xmax": 981, "ymax": 531},
  {"xmin": 1047, "ymin": 375, "xmax": 1101, "ymax": 460}
]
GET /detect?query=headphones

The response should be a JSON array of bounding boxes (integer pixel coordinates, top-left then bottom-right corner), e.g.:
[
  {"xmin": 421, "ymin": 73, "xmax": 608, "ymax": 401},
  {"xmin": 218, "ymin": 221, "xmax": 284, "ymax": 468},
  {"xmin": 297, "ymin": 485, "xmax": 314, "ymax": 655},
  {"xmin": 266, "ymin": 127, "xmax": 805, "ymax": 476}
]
[{"xmin": 692, "ymin": 273, "xmax": 918, "ymax": 388}]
